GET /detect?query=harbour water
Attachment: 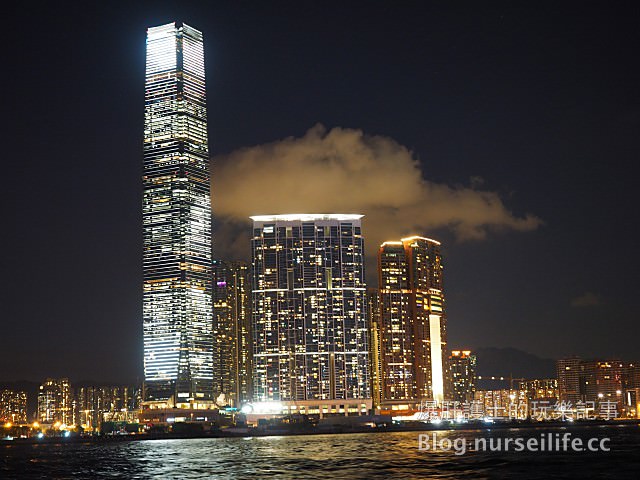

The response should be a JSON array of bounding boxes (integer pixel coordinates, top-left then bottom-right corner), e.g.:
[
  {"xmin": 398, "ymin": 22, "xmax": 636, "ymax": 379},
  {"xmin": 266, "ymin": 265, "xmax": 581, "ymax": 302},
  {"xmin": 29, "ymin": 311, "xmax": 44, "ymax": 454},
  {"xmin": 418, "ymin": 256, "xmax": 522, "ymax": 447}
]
[{"xmin": 2, "ymin": 425, "xmax": 639, "ymax": 479}]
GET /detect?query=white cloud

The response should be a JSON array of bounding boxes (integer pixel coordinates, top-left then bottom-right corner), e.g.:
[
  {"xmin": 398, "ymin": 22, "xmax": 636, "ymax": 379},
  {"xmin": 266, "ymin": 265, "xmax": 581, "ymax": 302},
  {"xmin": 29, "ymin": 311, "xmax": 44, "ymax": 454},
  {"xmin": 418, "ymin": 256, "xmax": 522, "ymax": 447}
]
[{"xmin": 211, "ymin": 124, "xmax": 542, "ymax": 259}]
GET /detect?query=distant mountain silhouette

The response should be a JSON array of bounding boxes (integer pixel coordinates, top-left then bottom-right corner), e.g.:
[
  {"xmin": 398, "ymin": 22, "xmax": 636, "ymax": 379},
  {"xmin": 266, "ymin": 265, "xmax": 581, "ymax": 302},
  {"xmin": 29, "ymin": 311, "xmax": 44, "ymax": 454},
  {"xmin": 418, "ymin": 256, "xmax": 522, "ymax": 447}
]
[{"xmin": 474, "ymin": 347, "xmax": 556, "ymax": 389}]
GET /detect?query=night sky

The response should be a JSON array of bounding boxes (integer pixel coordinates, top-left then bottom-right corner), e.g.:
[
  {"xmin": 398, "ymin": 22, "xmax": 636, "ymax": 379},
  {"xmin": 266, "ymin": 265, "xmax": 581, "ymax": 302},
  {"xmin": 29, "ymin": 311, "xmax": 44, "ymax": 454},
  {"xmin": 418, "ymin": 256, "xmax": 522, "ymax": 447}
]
[{"xmin": 3, "ymin": 1, "xmax": 638, "ymax": 383}]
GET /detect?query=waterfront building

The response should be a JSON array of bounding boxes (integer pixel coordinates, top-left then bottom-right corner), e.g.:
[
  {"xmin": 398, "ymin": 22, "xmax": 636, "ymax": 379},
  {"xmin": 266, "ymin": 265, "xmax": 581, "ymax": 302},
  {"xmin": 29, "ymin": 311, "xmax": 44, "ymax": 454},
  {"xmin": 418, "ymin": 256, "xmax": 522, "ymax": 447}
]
[
  {"xmin": 0, "ymin": 390, "xmax": 27, "ymax": 424},
  {"xmin": 557, "ymin": 357, "xmax": 628, "ymax": 417},
  {"xmin": 516, "ymin": 378, "xmax": 558, "ymax": 403},
  {"xmin": 37, "ymin": 378, "xmax": 73, "ymax": 425},
  {"xmin": 378, "ymin": 236, "xmax": 448, "ymax": 407},
  {"xmin": 474, "ymin": 389, "xmax": 528, "ymax": 419},
  {"xmin": 558, "ymin": 357, "xmax": 625, "ymax": 405},
  {"xmin": 212, "ymin": 260, "xmax": 252, "ymax": 407},
  {"xmin": 142, "ymin": 22, "xmax": 214, "ymax": 406},
  {"xmin": 449, "ymin": 350, "xmax": 477, "ymax": 404},
  {"xmin": 580, "ymin": 360, "xmax": 624, "ymax": 410},
  {"xmin": 556, "ymin": 357, "xmax": 583, "ymax": 405},
  {"xmin": 367, "ymin": 288, "xmax": 383, "ymax": 407},
  {"xmin": 75, "ymin": 385, "xmax": 141, "ymax": 431},
  {"xmin": 623, "ymin": 363, "xmax": 640, "ymax": 417},
  {"xmin": 623, "ymin": 362, "xmax": 640, "ymax": 389},
  {"xmin": 250, "ymin": 214, "xmax": 371, "ymax": 414}
]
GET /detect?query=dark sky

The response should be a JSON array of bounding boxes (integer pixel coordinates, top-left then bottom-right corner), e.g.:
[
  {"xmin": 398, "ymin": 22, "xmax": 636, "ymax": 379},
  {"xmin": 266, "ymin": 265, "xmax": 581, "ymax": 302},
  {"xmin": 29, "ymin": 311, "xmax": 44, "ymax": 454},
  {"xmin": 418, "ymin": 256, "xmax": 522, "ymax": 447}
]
[{"xmin": 2, "ymin": 1, "xmax": 638, "ymax": 383}]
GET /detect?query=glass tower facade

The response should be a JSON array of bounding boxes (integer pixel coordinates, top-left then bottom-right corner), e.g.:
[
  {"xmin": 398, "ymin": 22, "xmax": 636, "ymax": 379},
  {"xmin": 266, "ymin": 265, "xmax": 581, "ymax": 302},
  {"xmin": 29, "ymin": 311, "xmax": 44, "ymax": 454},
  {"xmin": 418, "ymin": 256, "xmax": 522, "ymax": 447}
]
[
  {"xmin": 378, "ymin": 236, "xmax": 447, "ymax": 403},
  {"xmin": 143, "ymin": 22, "xmax": 213, "ymax": 404},
  {"xmin": 251, "ymin": 214, "xmax": 370, "ymax": 403}
]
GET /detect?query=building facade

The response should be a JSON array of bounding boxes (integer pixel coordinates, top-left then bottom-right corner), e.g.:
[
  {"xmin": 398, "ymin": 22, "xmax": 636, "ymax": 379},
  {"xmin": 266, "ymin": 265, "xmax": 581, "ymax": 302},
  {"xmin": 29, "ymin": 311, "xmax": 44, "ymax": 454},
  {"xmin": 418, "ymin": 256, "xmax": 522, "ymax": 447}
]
[
  {"xmin": 378, "ymin": 236, "xmax": 448, "ymax": 405},
  {"xmin": 250, "ymin": 214, "xmax": 370, "ymax": 406},
  {"xmin": 367, "ymin": 287, "xmax": 383, "ymax": 407},
  {"xmin": 557, "ymin": 357, "xmax": 629, "ymax": 417},
  {"xmin": 37, "ymin": 378, "xmax": 73, "ymax": 425},
  {"xmin": 0, "ymin": 390, "xmax": 27, "ymax": 424},
  {"xmin": 212, "ymin": 260, "xmax": 252, "ymax": 407},
  {"xmin": 449, "ymin": 350, "xmax": 477, "ymax": 404},
  {"xmin": 581, "ymin": 360, "xmax": 624, "ymax": 410},
  {"xmin": 557, "ymin": 357, "xmax": 583, "ymax": 405},
  {"xmin": 516, "ymin": 378, "xmax": 558, "ymax": 403},
  {"xmin": 75, "ymin": 385, "xmax": 141, "ymax": 431},
  {"xmin": 474, "ymin": 389, "xmax": 529, "ymax": 419},
  {"xmin": 142, "ymin": 22, "xmax": 214, "ymax": 405}
]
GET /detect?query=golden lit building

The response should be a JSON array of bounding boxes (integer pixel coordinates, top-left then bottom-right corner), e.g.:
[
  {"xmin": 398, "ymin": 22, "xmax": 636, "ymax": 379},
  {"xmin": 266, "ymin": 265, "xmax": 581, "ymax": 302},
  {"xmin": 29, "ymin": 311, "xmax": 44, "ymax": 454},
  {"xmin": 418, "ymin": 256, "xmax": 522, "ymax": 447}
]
[
  {"xmin": 367, "ymin": 288, "xmax": 383, "ymax": 407},
  {"xmin": 378, "ymin": 236, "xmax": 447, "ymax": 407},
  {"xmin": 0, "ymin": 390, "xmax": 27, "ymax": 424},
  {"xmin": 38, "ymin": 378, "xmax": 73, "ymax": 425},
  {"xmin": 516, "ymin": 378, "xmax": 558, "ymax": 403},
  {"xmin": 474, "ymin": 389, "xmax": 528, "ymax": 419},
  {"xmin": 75, "ymin": 385, "xmax": 141, "ymax": 431}
]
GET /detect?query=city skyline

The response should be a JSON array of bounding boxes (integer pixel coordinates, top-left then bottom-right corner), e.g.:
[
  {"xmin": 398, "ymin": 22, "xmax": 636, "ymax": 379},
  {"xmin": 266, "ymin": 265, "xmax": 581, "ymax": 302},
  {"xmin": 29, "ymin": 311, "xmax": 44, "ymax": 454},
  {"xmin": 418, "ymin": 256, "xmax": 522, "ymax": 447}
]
[{"xmin": 2, "ymin": 2, "xmax": 638, "ymax": 383}]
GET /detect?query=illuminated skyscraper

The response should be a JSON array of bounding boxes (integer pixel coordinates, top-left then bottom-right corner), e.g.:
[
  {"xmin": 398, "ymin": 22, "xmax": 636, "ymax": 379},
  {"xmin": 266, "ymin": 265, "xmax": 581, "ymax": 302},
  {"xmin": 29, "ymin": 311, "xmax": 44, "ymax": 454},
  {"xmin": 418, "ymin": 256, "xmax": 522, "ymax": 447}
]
[
  {"xmin": 212, "ymin": 260, "xmax": 252, "ymax": 407},
  {"xmin": 449, "ymin": 350, "xmax": 477, "ymax": 403},
  {"xmin": 378, "ymin": 236, "xmax": 447, "ymax": 405},
  {"xmin": 142, "ymin": 22, "xmax": 213, "ymax": 404},
  {"xmin": 251, "ymin": 215, "xmax": 371, "ymax": 407}
]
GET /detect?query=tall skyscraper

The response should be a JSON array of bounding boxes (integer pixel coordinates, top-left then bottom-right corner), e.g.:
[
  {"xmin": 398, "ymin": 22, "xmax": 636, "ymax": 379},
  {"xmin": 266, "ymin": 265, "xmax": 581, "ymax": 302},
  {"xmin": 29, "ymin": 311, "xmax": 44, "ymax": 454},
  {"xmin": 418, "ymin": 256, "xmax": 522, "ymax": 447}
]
[
  {"xmin": 378, "ymin": 236, "xmax": 447, "ymax": 405},
  {"xmin": 142, "ymin": 22, "xmax": 213, "ymax": 405},
  {"xmin": 449, "ymin": 350, "xmax": 477, "ymax": 403},
  {"xmin": 212, "ymin": 260, "xmax": 252, "ymax": 407},
  {"xmin": 250, "ymin": 215, "xmax": 371, "ymax": 411}
]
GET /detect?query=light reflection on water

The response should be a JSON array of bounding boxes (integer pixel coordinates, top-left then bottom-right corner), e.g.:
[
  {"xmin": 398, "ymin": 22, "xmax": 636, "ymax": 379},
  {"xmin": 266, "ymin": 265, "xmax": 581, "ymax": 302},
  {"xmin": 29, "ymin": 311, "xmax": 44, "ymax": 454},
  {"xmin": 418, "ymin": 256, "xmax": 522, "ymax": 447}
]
[{"xmin": 2, "ymin": 427, "xmax": 640, "ymax": 479}]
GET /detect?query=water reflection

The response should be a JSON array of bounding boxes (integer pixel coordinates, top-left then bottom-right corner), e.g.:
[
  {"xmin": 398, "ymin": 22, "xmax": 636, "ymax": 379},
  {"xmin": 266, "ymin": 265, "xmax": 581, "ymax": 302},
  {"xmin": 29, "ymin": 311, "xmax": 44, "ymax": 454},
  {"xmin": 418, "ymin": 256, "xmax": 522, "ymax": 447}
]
[{"xmin": 2, "ymin": 427, "xmax": 639, "ymax": 479}]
